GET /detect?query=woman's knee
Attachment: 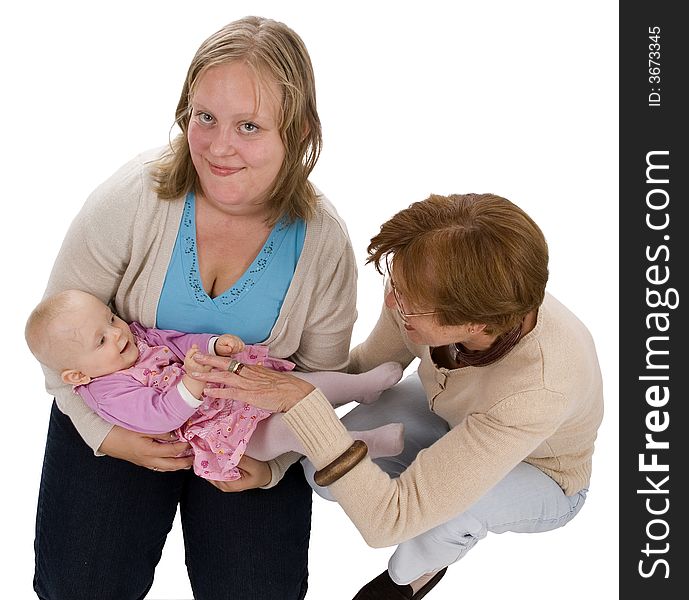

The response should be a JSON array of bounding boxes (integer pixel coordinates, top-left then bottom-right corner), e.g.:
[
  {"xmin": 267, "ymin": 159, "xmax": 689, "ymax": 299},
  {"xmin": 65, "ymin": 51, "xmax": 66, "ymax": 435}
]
[{"xmin": 388, "ymin": 514, "xmax": 485, "ymax": 583}]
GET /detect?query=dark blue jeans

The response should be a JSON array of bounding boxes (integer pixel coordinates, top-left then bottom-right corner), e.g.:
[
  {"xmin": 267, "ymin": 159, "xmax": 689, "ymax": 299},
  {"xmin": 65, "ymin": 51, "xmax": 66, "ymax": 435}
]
[{"xmin": 34, "ymin": 401, "xmax": 312, "ymax": 600}]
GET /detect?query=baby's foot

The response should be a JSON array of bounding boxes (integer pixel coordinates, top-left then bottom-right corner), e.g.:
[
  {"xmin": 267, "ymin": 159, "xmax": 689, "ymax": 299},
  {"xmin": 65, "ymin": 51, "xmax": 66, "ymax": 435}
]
[
  {"xmin": 355, "ymin": 362, "xmax": 404, "ymax": 404},
  {"xmin": 351, "ymin": 423, "xmax": 405, "ymax": 458}
]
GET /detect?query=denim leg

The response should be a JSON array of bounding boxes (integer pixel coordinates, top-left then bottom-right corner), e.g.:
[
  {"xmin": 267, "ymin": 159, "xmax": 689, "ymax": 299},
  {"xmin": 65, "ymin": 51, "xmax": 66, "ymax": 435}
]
[
  {"xmin": 301, "ymin": 372, "xmax": 450, "ymax": 500},
  {"xmin": 388, "ymin": 462, "xmax": 589, "ymax": 584},
  {"xmin": 301, "ymin": 373, "xmax": 589, "ymax": 585},
  {"xmin": 34, "ymin": 401, "xmax": 184, "ymax": 600},
  {"xmin": 181, "ymin": 462, "xmax": 312, "ymax": 600}
]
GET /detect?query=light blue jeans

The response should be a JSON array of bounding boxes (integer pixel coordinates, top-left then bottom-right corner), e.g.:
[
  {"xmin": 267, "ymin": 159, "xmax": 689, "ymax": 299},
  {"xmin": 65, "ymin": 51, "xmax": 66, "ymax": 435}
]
[{"xmin": 302, "ymin": 372, "xmax": 588, "ymax": 585}]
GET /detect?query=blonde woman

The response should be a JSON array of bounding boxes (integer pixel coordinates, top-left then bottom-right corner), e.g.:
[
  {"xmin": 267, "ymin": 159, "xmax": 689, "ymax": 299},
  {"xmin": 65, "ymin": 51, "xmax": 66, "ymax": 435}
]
[{"xmin": 33, "ymin": 16, "xmax": 355, "ymax": 600}]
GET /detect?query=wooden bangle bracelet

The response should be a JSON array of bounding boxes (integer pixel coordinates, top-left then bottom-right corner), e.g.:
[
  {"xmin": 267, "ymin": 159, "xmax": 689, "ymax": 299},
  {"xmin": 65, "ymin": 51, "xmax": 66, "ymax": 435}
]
[{"xmin": 313, "ymin": 440, "xmax": 368, "ymax": 487}]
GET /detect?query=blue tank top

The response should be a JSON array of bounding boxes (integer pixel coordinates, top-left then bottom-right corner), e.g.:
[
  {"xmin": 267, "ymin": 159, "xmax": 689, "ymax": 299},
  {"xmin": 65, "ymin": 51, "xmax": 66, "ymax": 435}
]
[{"xmin": 157, "ymin": 192, "xmax": 305, "ymax": 343}]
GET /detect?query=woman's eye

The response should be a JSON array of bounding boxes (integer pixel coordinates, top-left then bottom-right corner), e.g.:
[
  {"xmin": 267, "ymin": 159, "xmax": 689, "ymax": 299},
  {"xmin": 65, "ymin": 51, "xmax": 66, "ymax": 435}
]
[
  {"xmin": 196, "ymin": 111, "xmax": 214, "ymax": 124},
  {"xmin": 241, "ymin": 122, "xmax": 259, "ymax": 133}
]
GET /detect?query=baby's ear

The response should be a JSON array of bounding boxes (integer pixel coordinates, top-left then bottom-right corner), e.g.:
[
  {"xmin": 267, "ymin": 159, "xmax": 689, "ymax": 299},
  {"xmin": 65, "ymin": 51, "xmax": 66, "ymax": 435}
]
[{"xmin": 61, "ymin": 369, "xmax": 91, "ymax": 386}]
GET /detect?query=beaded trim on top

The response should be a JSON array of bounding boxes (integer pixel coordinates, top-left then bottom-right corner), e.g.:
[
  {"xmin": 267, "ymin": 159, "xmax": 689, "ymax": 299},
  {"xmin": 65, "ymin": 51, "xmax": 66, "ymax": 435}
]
[
  {"xmin": 452, "ymin": 322, "xmax": 523, "ymax": 367},
  {"xmin": 181, "ymin": 193, "xmax": 288, "ymax": 306}
]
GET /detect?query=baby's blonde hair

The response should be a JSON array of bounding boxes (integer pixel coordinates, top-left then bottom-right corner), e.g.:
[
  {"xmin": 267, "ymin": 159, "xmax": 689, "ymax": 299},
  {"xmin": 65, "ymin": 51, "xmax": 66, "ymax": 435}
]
[{"xmin": 25, "ymin": 290, "xmax": 90, "ymax": 371}]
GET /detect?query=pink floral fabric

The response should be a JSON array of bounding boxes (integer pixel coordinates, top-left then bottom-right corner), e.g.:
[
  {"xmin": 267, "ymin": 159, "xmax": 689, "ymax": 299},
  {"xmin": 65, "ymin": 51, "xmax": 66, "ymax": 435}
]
[{"xmin": 177, "ymin": 345, "xmax": 295, "ymax": 481}]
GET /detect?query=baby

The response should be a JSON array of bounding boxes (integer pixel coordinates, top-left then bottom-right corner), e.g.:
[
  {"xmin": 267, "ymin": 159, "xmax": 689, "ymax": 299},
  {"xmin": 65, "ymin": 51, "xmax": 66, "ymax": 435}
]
[{"xmin": 26, "ymin": 289, "xmax": 404, "ymax": 481}]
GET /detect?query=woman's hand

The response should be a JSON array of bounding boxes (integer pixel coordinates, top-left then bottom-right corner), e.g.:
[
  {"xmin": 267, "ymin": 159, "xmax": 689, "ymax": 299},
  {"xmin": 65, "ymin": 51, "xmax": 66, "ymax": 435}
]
[
  {"xmin": 99, "ymin": 425, "xmax": 193, "ymax": 472},
  {"xmin": 191, "ymin": 353, "xmax": 315, "ymax": 413},
  {"xmin": 207, "ymin": 455, "xmax": 272, "ymax": 492}
]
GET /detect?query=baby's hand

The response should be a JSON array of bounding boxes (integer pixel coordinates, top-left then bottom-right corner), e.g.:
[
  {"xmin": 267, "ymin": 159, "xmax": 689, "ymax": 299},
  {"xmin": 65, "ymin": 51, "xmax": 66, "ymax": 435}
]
[
  {"xmin": 184, "ymin": 345, "xmax": 211, "ymax": 374},
  {"xmin": 214, "ymin": 334, "xmax": 245, "ymax": 357}
]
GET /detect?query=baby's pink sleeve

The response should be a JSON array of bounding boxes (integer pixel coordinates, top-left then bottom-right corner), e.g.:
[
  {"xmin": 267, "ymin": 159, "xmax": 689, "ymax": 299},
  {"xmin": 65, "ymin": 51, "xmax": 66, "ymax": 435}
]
[
  {"xmin": 135, "ymin": 325, "xmax": 214, "ymax": 361},
  {"xmin": 76, "ymin": 373, "xmax": 199, "ymax": 434}
]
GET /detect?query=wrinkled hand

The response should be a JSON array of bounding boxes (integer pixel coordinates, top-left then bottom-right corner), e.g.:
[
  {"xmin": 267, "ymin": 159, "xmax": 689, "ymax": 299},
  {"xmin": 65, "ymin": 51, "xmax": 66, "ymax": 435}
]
[
  {"xmin": 99, "ymin": 425, "xmax": 193, "ymax": 472},
  {"xmin": 214, "ymin": 334, "xmax": 246, "ymax": 357},
  {"xmin": 207, "ymin": 455, "xmax": 272, "ymax": 492},
  {"xmin": 191, "ymin": 353, "xmax": 315, "ymax": 413}
]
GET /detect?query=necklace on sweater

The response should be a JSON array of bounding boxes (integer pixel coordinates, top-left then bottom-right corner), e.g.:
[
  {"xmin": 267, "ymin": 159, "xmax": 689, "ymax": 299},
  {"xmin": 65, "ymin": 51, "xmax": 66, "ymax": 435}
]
[{"xmin": 452, "ymin": 321, "xmax": 523, "ymax": 367}]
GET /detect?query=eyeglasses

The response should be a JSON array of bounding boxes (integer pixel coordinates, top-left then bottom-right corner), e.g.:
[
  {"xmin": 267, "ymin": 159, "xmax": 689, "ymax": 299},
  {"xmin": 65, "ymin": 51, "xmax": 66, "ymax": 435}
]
[{"xmin": 385, "ymin": 255, "xmax": 438, "ymax": 322}]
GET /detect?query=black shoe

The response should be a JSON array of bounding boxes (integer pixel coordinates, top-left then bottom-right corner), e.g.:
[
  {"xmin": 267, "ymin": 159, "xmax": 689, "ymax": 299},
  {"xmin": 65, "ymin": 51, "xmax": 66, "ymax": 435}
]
[{"xmin": 352, "ymin": 567, "xmax": 447, "ymax": 599}]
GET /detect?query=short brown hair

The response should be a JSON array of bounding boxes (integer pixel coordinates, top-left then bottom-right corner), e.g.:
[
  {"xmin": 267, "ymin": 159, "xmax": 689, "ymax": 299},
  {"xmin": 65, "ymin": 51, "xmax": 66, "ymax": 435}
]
[
  {"xmin": 367, "ymin": 193, "xmax": 549, "ymax": 335},
  {"xmin": 154, "ymin": 16, "xmax": 322, "ymax": 225}
]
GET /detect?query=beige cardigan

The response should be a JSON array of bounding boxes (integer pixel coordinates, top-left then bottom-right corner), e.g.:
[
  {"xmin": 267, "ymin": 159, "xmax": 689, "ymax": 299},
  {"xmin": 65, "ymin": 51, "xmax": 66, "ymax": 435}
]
[
  {"xmin": 283, "ymin": 293, "xmax": 604, "ymax": 547},
  {"xmin": 41, "ymin": 147, "xmax": 358, "ymax": 486}
]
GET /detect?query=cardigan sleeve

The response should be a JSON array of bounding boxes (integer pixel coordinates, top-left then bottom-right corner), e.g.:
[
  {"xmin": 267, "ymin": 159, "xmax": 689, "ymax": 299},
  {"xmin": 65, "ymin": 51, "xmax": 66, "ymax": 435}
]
[
  {"xmin": 282, "ymin": 387, "xmax": 569, "ymax": 547},
  {"xmin": 261, "ymin": 196, "xmax": 359, "ymax": 486},
  {"xmin": 40, "ymin": 154, "xmax": 147, "ymax": 452},
  {"xmin": 289, "ymin": 216, "xmax": 358, "ymax": 374}
]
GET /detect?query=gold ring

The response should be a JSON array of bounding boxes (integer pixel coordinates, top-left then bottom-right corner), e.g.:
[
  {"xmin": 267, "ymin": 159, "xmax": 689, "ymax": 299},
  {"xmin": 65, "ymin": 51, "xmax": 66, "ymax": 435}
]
[{"xmin": 227, "ymin": 359, "xmax": 245, "ymax": 375}]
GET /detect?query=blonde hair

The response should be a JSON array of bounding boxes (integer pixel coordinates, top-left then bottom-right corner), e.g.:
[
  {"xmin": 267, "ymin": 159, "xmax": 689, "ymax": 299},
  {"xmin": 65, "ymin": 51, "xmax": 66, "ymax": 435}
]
[
  {"xmin": 25, "ymin": 290, "xmax": 89, "ymax": 371},
  {"xmin": 154, "ymin": 16, "xmax": 322, "ymax": 225},
  {"xmin": 367, "ymin": 193, "xmax": 549, "ymax": 336}
]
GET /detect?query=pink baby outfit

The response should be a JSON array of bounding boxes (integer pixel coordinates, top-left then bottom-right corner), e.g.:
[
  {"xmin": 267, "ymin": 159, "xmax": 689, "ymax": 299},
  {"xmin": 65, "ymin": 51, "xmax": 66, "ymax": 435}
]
[
  {"xmin": 76, "ymin": 323, "xmax": 295, "ymax": 481},
  {"xmin": 178, "ymin": 344, "xmax": 295, "ymax": 481}
]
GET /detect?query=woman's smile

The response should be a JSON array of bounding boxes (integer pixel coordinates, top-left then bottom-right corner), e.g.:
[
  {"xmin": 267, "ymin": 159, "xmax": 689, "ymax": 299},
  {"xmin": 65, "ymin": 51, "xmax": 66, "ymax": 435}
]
[
  {"xmin": 187, "ymin": 62, "xmax": 286, "ymax": 211},
  {"xmin": 208, "ymin": 162, "xmax": 244, "ymax": 177}
]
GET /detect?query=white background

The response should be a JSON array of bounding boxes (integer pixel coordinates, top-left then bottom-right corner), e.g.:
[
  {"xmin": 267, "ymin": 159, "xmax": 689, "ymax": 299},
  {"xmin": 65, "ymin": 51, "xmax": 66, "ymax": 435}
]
[{"xmin": 2, "ymin": 1, "xmax": 618, "ymax": 598}]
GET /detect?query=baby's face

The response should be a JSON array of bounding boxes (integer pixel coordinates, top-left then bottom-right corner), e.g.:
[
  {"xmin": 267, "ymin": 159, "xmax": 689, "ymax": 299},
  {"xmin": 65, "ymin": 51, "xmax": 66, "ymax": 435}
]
[{"xmin": 58, "ymin": 294, "xmax": 139, "ymax": 378}]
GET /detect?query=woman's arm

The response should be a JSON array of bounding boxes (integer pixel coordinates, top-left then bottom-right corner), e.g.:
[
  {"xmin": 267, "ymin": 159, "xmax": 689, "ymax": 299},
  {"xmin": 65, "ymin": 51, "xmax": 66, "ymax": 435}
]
[
  {"xmin": 257, "ymin": 202, "xmax": 360, "ymax": 486},
  {"xmin": 191, "ymin": 354, "xmax": 568, "ymax": 547},
  {"xmin": 41, "ymin": 164, "xmax": 140, "ymax": 451},
  {"xmin": 98, "ymin": 427, "xmax": 193, "ymax": 472},
  {"xmin": 289, "ymin": 225, "xmax": 358, "ymax": 374},
  {"xmin": 283, "ymin": 389, "xmax": 568, "ymax": 547},
  {"xmin": 39, "ymin": 152, "xmax": 192, "ymax": 470}
]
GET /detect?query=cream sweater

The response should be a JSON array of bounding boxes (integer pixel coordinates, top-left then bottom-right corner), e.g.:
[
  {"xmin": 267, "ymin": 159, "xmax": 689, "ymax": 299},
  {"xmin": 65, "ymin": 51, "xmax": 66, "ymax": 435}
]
[
  {"xmin": 283, "ymin": 293, "xmax": 604, "ymax": 547},
  {"xmin": 41, "ymin": 147, "xmax": 358, "ymax": 486}
]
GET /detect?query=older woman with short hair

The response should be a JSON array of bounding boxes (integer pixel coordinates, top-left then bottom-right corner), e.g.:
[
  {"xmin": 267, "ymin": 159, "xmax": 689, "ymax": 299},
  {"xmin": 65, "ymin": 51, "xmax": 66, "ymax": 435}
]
[{"xmin": 194, "ymin": 193, "xmax": 604, "ymax": 600}]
